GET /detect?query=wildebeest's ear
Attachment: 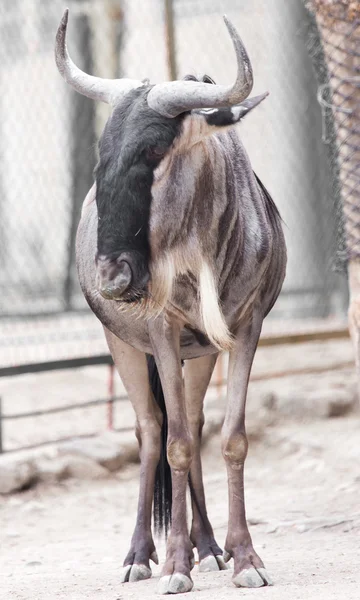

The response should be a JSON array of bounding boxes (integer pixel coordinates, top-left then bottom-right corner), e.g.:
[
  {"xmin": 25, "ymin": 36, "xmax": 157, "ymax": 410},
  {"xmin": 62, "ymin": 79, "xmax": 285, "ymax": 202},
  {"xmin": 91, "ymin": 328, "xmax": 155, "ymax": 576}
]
[
  {"xmin": 176, "ymin": 91, "xmax": 269, "ymax": 150},
  {"xmin": 193, "ymin": 91, "xmax": 269, "ymax": 127}
]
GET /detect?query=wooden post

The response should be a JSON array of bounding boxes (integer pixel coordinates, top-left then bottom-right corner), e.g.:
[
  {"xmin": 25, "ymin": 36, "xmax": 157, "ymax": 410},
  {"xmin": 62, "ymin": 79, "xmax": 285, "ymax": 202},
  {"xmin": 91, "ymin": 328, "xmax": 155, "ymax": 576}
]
[
  {"xmin": 0, "ymin": 396, "xmax": 3, "ymax": 454},
  {"xmin": 63, "ymin": 1, "xmax": 96, "ymax": 309},
  {"xmin": 164, "ymin": 0, "xmax": 177, "ymax": 80}
]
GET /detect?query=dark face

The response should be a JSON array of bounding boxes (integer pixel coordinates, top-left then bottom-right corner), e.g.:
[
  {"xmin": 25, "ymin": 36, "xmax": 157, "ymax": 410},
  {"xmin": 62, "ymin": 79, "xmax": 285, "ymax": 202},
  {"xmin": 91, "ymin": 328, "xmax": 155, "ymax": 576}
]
[{"xmin": 94, "ymin": 87, "xmax": 184, "ymax": 302}]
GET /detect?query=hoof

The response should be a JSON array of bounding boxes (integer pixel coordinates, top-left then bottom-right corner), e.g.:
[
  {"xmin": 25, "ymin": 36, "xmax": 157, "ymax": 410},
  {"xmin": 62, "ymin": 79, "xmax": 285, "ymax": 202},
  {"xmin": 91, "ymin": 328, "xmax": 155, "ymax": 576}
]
[
  {"xmin": 158, "ymin": 573, "xmax": 193, "ymax": 595},
  {"xmin": 199, "ymin": 554, "xmax": 229, "ymax": 572},
  {"xmin": 257, "ymin": 568, "xmax": 273, "ymax": 586},
  {"xmin": 150, "ymin": 551, "xmax": 159, "ymax": 565},
  {"xmin": 120, "ymin": 563, "xmax": 152, "ymax": 583},
  {"xmin": 232, "ymin": 567, "xmax": 273, "ymax": 588}
]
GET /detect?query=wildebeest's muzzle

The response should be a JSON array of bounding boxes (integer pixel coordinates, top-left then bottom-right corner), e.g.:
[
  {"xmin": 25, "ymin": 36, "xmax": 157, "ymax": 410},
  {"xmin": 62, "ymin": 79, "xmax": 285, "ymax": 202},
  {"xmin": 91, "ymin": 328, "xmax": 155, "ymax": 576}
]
[{"xmin": 96, "ymin": 251, "xmax": 150, "ymax": 302}]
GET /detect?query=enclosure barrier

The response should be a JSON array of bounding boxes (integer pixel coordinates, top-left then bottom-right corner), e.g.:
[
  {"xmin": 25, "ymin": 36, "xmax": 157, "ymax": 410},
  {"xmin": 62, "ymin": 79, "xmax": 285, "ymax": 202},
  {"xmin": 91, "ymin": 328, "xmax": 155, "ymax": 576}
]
[
  {"xmin": 0, "ymin": 0, "xmax": 356, "ymax": 452},
  {"xmin": 0, "ymin": 323, "xmax": 350, "ymax": 454},
  {"xmin": 0, "ymin": 0, "xmax": 349, "ymax": 319}
]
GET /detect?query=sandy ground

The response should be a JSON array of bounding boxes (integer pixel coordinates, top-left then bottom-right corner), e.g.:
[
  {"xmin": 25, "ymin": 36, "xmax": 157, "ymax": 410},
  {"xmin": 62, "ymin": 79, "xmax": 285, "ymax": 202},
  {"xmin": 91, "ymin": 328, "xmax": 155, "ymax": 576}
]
[{"xmin": 1, "ymin": 411, "xmax": 360, "ymax": 600}]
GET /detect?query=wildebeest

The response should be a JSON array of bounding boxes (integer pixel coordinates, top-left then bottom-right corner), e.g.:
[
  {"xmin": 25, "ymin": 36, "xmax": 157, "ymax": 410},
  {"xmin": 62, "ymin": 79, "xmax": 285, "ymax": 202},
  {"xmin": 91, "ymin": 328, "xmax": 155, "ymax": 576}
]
[{"xmin": 55, "ymin": 9, "xmax": 286, "ymax": 595}]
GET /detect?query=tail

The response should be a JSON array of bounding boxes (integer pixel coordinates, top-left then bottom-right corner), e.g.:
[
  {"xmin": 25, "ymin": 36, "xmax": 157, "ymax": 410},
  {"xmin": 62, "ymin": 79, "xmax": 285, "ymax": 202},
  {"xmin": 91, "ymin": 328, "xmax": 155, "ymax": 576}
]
[{"xmin": 147, "ymin": 354, "xmax": 172, "ymax": 537}]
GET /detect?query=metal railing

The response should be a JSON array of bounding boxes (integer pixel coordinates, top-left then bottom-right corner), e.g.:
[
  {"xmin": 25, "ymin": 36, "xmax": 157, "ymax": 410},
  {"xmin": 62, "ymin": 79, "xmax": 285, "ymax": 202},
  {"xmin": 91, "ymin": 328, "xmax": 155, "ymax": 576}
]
[{"xmin": 0, "ymin": 320, "xmax": 351, "ymax": 454}]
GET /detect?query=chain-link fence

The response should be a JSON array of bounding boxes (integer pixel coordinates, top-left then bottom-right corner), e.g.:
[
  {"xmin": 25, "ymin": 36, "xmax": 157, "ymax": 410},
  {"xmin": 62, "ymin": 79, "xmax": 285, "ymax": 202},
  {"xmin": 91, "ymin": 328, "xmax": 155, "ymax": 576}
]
[
  {"xmin": 0, "ymin": 0, "xmax": 350, "ymax": 321},
  {"xmin": 0, "ymin": 0, "xmax": 357, "ymax": 453},
  {"xmin": 307, "ymin": 1, "xmax": 360, "ymax": 266}
]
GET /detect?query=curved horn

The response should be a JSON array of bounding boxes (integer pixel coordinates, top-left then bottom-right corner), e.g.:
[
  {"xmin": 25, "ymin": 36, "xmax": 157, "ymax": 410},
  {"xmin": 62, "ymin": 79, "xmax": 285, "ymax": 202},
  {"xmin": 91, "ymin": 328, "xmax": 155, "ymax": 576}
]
[
  {"xmin": 147, "ymin": 16, "xmax": 253, "ymax": 118},
  {"xmin": 55, "ymin": 9, "xmax": 143, "ymax": 105}
]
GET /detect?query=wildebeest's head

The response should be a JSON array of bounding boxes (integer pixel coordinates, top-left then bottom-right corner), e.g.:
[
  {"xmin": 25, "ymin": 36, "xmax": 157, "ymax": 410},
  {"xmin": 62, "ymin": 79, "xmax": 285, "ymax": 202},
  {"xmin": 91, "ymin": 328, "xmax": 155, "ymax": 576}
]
[
  {"xmin": 55, "ymin": 10, "xmax": 263, "ymax": 303},
  {"xmin": 93, "ymin": 88, "xmax": 185, "ymax": 302}
]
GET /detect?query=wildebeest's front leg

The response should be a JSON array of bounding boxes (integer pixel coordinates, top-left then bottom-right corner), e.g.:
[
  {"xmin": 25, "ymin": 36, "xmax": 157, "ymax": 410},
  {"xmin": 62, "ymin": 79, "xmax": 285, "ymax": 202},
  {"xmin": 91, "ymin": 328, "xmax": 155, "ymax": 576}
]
[
  {"xmin": 104, "ymin": 328, "xmax": 161, "ymax": 583},
  {"xmin": 149, "ymin": 317, "xmax": 194, "ymax": 595},
  {"xmin": 222, "ymin": 313, "xmax": 273, "ymax": 588},
  {"xmin": 184, "ymin": 355, "xmax": 228, "ymax": 572}
]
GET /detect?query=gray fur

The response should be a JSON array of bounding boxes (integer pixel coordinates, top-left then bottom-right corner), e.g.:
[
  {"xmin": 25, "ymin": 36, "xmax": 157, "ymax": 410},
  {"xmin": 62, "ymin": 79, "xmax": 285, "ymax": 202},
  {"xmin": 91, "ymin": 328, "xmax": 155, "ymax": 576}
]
[
  {"xmin": 58, "ymin": 5, "xmax": 287, "ymax": 588},
  {"xmin": 76, "ymin": 94, "xmax": 286, "ymax": 597},
  {"xmin": 78, "ymin": 119, "xmax": 286, "ymax": 354}
]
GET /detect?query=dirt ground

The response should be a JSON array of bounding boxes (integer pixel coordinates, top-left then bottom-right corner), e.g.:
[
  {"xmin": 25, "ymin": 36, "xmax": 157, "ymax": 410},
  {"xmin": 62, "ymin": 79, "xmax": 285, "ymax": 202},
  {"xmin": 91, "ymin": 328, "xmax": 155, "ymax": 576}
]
[{"xmin": 1, "ymin": 411, "xmax": 360, "ymax": 600}]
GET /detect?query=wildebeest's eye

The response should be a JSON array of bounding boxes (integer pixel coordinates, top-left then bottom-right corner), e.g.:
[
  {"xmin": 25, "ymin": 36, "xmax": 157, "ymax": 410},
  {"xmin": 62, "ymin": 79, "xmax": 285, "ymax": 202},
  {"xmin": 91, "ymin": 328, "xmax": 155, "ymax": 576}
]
[{"xmin": 145, "ymin": 145, "xmax": 168, "ymax": 162}]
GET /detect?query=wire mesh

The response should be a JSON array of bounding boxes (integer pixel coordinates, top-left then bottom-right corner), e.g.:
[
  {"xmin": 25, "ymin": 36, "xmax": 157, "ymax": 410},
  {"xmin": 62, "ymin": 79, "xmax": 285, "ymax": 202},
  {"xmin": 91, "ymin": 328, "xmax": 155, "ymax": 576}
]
[
  {"xmin": 307, "ymin": 1, "xmax": 360, "ymax": 265},
  {"xmin": 0, "ymin": 0, "xmax": 350, "ymax": 321},
  {"xmin": 0, "ymin": 0, "xmax": 356, "ymax": 452}
]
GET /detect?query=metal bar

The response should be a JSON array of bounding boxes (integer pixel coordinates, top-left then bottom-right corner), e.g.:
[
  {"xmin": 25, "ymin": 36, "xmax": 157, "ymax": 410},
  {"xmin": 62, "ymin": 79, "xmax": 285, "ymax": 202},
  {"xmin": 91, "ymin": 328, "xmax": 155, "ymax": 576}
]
[
  {"xmin": 0, "ymin": 354, "xmax": 113, "ymax": 378},
  {"xmin": 213, "ymin": 358, "xmax": 354, "ymax": 389},
  {"xmin": 258, "ymin": 327, "xmax": 349, "ymax": 347},
  {"xmin": 277, "ymin": 287, "xmax": 338, "ymax": 296},
  {"xmin": 0, "ymin": 308, "xmax": 92, "ymax": 321},
  {"xmin": 164, "ymin": 0, "xmax": 177, "ymax": 80},
  {"xmin": 2, "ymin": 354, "xmax": 355, "ymax": 452},
  {"xmin": 0, "ymin": 326, "xmax": 350, "ymax": 379},
  {"xmin": 107, "ymin": 363, "xmax": 115, "ymax": 430},
  {"xmin": 2, "ymin": 393, "xmax": 128, "ymax": 421},
  {"xmin": 0, "ymin": 332, "xmax": 105, "ymax": 347},
  {"xmin": 3, "ymin": 425, "xmax": 134, "ymax": 455},
  {"xmin": 3, "ymin": 352, "xmax": 354, "ymax": 421},
  {"xmin": 0, "ymin": 397, "xmax": 3, "ymax": 454}
]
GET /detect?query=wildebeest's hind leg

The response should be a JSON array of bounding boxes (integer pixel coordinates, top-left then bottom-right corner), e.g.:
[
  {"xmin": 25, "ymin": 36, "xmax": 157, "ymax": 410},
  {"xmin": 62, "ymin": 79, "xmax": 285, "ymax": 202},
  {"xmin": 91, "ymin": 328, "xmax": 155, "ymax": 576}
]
[
  {"xmin": 222, "ymin": 313, "xmax": 273, "ymax": 588},
  {"xmin": 184, "ymin": 355, "xmax": 229, "ymax": 572},
  {"xmin": 104, "ymin": 328, "xmax": 161, "ymax": 583}
]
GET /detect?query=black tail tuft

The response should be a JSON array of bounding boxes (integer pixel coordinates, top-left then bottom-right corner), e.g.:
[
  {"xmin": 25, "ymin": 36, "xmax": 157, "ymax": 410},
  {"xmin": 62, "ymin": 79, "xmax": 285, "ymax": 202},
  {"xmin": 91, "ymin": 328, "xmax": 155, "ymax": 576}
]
[{"xmin": 147, "ymin": 354, "xmax": 172, "ymax": 538}]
